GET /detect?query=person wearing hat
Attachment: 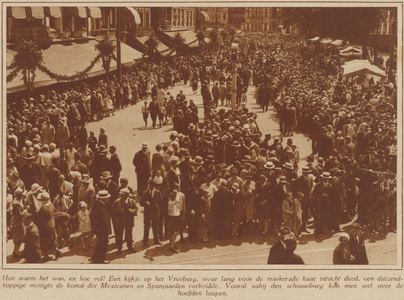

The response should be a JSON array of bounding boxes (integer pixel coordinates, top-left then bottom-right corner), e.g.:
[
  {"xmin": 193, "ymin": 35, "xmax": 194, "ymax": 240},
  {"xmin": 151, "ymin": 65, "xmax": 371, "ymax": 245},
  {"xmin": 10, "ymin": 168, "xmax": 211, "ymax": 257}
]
[
  {"xmin": 77, "ymin": 201, "xmax": 92, "ymax": 251},
  {"xmin": 133, "ymin": 142, "xmax": 152, "ymax": 197},
  {"xmin": 109, "ymin": 145, "xmax": 122, "ymax": 185},
  {"xmin": 240, "ymin": 173, "xmax": 256, "ymax": 235},
  {"xmin": 139, "ymin": 178, "xmax": 162, "ymax": 247},
  {"xmin": 78, "ymin": 174, "xmax": 96, "ymax": 210},
  {"xmin": 90, "ymin": 190, "xmax": 111, "ymax": 263},
  {"xmin": 11, "ymin": 187, "xmax": 26, "ymax": 259},
  {"xmin": 316, "ymin": 126, "xmax": 333, "ymax": 160},
  {"xmin": 348, "ymin": 223, "xmax": 368, "ymax": 264},
  {"xmin": 294, "ymin": 166, "xmax": 315, "ymax": 233},
  {"xmin": 22, "ymin": 213, "xmax": 42, "ymax": 263},
  {"xmin": 25, "ymin": 183, "xmax": 44, "ymax": 224},
  {"xmin": 333, "ymin": 232, "xmax": 355, "ymax": 264},
  {"xmin": 20, "ymin": 153, "xmax": 41, "ymax": 193},
  {"xmin": 111, "ymin": 188, "xmax": 138, "ymax": 255},
  {"xmin": 312, "ymin": 172, "xmax": 333, "ymax": 239},
  {"xmin": 210, "ymin": 179, "xmax": 232, "ymax": 240},
  {"xmin": 71, "ymin": 152, "xmax": 89, "ymax": 176},
  {"xmin": 167, "ymin": 189, "xmax": 183, "ymax": 253},
  {"xmin": 255, "ymin": 173, "xmax": 271, "ymax": 235},
  {"xmin": 37, "ymin": 192, "xmax": 61, "ymax": 260},
  {"xmin": 152, "ymin": 144, "xmax": 165, "ymax": 179},
  {"xmin": 267, "ymin": 226, "xmax": 304, "ymax": 264}
]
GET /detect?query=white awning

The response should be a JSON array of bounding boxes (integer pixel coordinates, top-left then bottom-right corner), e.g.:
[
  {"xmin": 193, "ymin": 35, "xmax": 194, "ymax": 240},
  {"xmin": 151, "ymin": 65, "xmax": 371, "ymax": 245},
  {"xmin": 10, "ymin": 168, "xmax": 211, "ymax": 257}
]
[
  {"xmin": 309, "ymin": 36, "xmax": 319, "ymax": 42},
  {"xmin": 29, "ymin": 7, "xmax": 45, "ymax": 19},
  {"xmin": 10, "ymin": 7, "xmax": 26, "ymax": 19},
  {"xmin": 46, "ymin": 7, "xmax": 62, "ymax": 18},
  {"xmin": 86, "ymin": 7, "xmax": 102, "ymax": 18}
]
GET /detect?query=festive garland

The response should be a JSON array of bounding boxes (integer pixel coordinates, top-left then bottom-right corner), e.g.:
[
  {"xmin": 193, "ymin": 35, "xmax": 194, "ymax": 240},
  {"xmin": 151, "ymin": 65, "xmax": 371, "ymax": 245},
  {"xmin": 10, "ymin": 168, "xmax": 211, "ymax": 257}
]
[{"xmin": 36, "ymin": 54, "xmax": 102, "ymax": 82}]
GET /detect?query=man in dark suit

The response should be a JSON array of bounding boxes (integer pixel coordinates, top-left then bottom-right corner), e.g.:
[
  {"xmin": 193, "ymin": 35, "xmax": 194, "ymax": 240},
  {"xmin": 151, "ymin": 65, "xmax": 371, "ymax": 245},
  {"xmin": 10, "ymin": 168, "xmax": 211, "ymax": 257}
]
[
  {"xmin": 22, "ymin": 213, "xmax": 42, "ymax": 263},
  {"xmin": 37, "ymin": 192, "xmax": 60, "ymax": 260},
  {"xmin": 111, "ymin": 188, "xmax": 138, "ymax": 254},
  {"xmin": 90, "ymin": 190, "xmax": 111, "ymax": 264},
  {"xmin": 139, "ymin": 179, "xmax": 162, "ymax": 247},
  {"xmin": 267, "ymin": 227, "xmax": 304, "ymax": 264},
  {"xmin": 109, "ymin": 146, "xmax": 122, "ymax": 185},
  {"xmin": 293, "ymin": 166, "xmax": 315, "ymax": 233},
  {"xmin": 133, "ymin": 142, "xmax": 151, "ymax": 197},
  {"xmin": 348, "ymin": 223, "xmax": 369, "ymax": 264}
]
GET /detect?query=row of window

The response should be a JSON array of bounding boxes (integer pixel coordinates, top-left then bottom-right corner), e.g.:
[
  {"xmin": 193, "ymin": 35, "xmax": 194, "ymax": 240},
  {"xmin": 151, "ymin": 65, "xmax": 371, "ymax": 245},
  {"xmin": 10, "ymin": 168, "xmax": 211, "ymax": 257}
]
[{"xmin": 172, "ymin": 9, "xmax": 195, "ymax": 27}]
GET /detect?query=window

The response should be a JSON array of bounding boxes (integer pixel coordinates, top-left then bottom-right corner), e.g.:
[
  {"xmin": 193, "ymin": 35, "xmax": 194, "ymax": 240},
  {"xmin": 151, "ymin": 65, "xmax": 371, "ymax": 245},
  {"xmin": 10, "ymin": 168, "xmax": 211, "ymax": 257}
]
[
  {"xmin": 223, "ymin": 13, "xmax": 226, "ymax": 21},
  {"xmin": 186, "ymin": 11, "xmax": 189, "ymax": 26},
  {"xmin": 272, "ymin": 8, "xmax": 277, "ymax": 18}
]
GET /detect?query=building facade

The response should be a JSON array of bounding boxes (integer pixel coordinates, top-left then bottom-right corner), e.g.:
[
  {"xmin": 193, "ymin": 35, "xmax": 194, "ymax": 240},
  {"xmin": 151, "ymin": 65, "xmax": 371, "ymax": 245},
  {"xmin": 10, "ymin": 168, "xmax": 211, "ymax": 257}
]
[
  {"xmin": 245, "ymin": 7, "xmax": 283, "ymax": 33},
  {"xmin": 198, "ymin": 7, "xmax": 229, "ymax": 29},
  {"xmin": 228, "ymin": 7, "xmax": 245, "ymax": 29}
]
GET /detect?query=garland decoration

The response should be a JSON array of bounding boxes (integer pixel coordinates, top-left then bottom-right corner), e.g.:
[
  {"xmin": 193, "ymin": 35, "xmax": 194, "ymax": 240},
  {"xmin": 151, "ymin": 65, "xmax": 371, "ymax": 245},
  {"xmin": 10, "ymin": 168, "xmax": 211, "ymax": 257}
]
[{"xmin": 36, "ymin": 54, "xmax": 102, "ymax": 82}]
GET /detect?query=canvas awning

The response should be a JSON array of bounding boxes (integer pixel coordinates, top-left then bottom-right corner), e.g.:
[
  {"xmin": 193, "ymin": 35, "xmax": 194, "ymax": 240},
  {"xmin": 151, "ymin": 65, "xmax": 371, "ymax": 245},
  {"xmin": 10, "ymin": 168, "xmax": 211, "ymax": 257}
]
[
  {"xmin": 121, "ymin": 7, "xmax": 141, "ymax": 25},
  {"xmin": 63, "ymin": 7, "xmax": 87, "ymax": 18},
  {"xmin": 198, "ymin": 11, "xmax": 209, "ymax": 22},
  {"xmin": 340, "ymin": 46, "xmax": 362, "ymax": 57},
  {"xmin": 331, "ymin": 39, "xmax": 343, "ymax": 46},
  {"xmin": 86, "ymin": 7, "xmax": 102, "ymax": 18},
  {"xmin": 44, "ymin": 7, "xmax": 62, "ymax": 18},
  {"xmin": 9, "ymin": 7, "xmax": 26, "ymax": 19},
  {"xmin": 28, "ymin": 7, "xmax": 45, "ymax": 19},
  {"xmin": 342, "ymin": 59, "xmax": 386, "ymax": 78},
  {"xmin": 320, "ymin": 38, "xmax": 333, "ymax": 44},
  {"xmin": 7, "ymin": 40, "xmax": 142, "ymax": 93}
]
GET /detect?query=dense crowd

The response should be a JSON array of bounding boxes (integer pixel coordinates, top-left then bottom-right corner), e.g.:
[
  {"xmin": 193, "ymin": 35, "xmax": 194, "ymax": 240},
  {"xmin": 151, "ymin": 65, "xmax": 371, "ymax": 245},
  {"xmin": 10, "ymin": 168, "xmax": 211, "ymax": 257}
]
[{"xmin": 6, "ymin": 33, "xmax": 397, "ymax": 264}]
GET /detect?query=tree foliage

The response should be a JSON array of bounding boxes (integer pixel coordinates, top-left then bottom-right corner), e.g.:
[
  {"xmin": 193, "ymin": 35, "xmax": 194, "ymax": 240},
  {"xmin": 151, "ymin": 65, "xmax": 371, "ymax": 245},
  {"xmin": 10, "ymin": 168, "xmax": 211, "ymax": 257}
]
[
  {"xmin": 7, "ymin": 39, "xmax": 43, "ymax": 91},
  {"xmin": 144, "ymin": 29, "xmax": 161, "ymax": 62},
  {"xmin": 170, "ymin": 31, "xmax": 187, "ymax": 57},
  {"xmin": 95, "ymin": 35, "xmax": 117, "ymax": 80}
]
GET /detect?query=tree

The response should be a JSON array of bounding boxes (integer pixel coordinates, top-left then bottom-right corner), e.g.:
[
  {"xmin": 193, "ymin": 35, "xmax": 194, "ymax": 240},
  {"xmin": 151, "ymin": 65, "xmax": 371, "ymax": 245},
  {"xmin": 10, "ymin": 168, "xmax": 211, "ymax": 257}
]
[
  {"xmin": 144, "ymin": 29, "xmax": 161, "ymax": 63},
  {"xmin": 170, "ymin": 31, "xmax": 186, "ymax": 57},
  {"xmin": 7, "ymin": 39, "xmax": 43, "ymax": 93},
  {"xmin": 197, "ymin": 30, "xmax": 206, "ymax": 51},
  {"xmin": 95, "ymin": 34, "xmax": 117, "ymax": 81}
]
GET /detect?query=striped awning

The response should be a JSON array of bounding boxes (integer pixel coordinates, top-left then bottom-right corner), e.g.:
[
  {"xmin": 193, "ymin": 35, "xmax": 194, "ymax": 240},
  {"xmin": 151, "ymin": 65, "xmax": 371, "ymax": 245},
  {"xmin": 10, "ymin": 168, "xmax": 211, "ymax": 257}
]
[
  {"xmin": 198, "ymin": 11, "xmax": 209, "ymax": 22},
  {"xmin": 9, "ymin": 7, "xmax": 27, "ymax": 19},
  {"xmin": 121, "ymin": 7, "xmax": 141, "ymax": 25},
  {"xmin": 63, "ymin": 7, "xmax": 87, "ymax": 18},
  {"xmin": 86, "ymin": 7, "xmax": 102, "ymax": 18},
  {"xmin": 44, "ymin": 7, "xmax": 62, "ymax": 18},
  {"xmin": 28, "ymin": 7, "xmax": 45, "ymax": 19}
]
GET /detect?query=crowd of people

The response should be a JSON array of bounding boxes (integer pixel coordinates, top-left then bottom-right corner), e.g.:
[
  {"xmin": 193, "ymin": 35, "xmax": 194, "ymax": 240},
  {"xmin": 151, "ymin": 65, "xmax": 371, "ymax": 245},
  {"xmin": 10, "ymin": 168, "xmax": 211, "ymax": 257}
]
[{"xmin": 6, "ymin": 32, "xmax": 397, "ymax": 264}]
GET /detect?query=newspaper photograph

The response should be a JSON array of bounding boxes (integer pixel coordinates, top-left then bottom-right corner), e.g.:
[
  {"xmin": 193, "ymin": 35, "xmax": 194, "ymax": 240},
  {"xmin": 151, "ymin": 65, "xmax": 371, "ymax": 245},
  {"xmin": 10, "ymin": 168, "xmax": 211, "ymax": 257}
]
[{"xmin": 2, "ymin": 1, "xmax": 403, "ymax": 299}]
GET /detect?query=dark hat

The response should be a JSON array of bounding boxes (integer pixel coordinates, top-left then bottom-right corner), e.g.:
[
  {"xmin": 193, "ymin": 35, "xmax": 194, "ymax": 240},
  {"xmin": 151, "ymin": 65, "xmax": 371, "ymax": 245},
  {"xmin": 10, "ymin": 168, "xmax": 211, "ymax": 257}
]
[{"xmin": 120, "ymin": 177, "xmax": 129, "ymax": 182}]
